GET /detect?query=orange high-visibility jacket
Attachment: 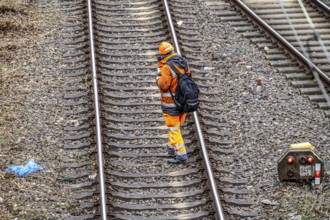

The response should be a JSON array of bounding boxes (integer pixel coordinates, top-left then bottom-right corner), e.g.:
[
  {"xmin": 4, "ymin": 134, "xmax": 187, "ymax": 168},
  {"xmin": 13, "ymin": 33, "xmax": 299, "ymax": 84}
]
[{"xmin": 156, "ymin": 53, "xmax": 190, "ymax": 115}]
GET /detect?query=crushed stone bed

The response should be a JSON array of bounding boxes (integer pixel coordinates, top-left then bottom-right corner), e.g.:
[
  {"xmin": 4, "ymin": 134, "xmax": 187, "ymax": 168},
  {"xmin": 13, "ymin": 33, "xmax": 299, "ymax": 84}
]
[
  {"xmin": 0, "ymin": 0, "xmax": 329, "ymax": 219},
  {"xmin": 0, "ymin": 1, "xmax": 72, "ymax": 219}
]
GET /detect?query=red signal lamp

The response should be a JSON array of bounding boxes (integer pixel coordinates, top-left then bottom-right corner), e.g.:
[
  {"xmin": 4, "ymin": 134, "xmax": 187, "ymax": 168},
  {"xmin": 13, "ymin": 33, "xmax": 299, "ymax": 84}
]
[
  {"xmin": 307, "ymin": 156, "xmax": 314, "ymax": 164},
  {"xmin": 287, "ymin": 156, "xmax": 294, "ymax": 164},
  {"xmin": 315, "ymin": 170, "xmax": 321, "ymax": 178}
]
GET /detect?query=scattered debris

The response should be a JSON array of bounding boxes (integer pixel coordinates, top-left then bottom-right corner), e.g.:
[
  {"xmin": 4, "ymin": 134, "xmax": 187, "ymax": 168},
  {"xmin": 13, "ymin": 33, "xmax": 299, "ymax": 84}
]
[
  {"xmin": 89, "ymin": 173, "xmax": 97, "ymax": 180},
  {"xmin": 261, "ymin": 199, "xmax": 280, "ymax": 206},
  {"xmin": 203, "ymin": 66, "xmax": 215, "ymax": 71},
  {"xmin": 6, "ymin": 159, "xmax": 43, "ymax": 177}
]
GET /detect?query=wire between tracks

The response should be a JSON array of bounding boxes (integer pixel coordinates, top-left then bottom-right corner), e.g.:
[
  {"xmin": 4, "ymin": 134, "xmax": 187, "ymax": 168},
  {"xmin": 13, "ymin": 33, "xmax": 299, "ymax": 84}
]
[
  {"xmin": 232, "ymin": 0, "xmax": 330, "ymax": 109},
  {"xmin": 278, "ymin": 0, "xmax": 330, "ymax": 113}
]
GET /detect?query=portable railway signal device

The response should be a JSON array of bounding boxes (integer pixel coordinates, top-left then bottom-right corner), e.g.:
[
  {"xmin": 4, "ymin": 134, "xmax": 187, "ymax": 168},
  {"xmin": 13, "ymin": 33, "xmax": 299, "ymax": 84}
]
[{"xmin": 277, "ymin": 143, "xmax": 324, "ymax": 184}]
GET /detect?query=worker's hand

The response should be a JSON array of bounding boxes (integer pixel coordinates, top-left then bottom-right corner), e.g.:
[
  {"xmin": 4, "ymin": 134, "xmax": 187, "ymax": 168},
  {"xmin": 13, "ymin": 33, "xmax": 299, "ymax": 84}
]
[
  {"xmin": 156, "ymin": 74, "xmax": 160, "ymax": 81},
  {"xmin": 156, "ymin": 68, "xmax": 161, "ymax": 81}
]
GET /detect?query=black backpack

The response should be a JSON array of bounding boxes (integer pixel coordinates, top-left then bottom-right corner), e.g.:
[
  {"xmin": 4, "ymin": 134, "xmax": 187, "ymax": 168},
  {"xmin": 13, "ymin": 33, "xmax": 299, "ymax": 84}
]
[{"xmin": 167, "ymin": 57, "xmax": 199, "ymax": 113}]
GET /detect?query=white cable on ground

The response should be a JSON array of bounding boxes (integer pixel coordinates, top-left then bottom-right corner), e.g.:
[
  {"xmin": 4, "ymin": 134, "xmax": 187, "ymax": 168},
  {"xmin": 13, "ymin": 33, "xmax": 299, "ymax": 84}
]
[
  {"xmin": 297, "ymin": 0, "xmax": 330, "ymax": 63},
  {"xmin": 278, "ymin": 0, "xmax": 330, "ymax": 108}
]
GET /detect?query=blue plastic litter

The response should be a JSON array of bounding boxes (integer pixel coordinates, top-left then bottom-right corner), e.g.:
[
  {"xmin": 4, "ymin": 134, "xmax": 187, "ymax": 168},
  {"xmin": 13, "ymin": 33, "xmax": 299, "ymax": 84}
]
[{"xmin": 6, "ymin": 159, "xmax": 43, "ymax": 177}]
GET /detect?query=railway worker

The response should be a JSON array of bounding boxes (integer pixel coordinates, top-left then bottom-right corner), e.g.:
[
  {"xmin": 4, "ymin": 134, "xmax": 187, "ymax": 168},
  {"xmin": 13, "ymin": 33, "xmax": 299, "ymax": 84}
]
[{"xmin": 156, "ymin": 42, "xmax": 190, "ymax": 164}]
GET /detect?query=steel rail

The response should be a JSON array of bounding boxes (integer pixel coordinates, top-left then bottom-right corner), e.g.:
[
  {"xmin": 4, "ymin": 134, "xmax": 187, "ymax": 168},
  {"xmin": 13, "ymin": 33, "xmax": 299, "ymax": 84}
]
[
  {"xmin": 312, "ymin": 0, "xmax": 330, "ymax": 14},
  {"xmin": 87, "ymin": 0, "xmax": 108, "ymax": 219},
  {"xmin": 162, "ymin": 1, "xmax": 225, "ymax": 219},
  {"xmin": 231, "ymin": 0, "xmax": 330, "ymax": 86}
]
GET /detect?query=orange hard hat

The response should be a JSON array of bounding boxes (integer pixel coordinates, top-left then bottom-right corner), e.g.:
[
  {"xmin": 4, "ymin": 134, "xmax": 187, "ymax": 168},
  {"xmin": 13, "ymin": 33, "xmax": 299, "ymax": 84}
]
[{"xmin": 159, "ymin": 42, "xmax": 174, "ymax": 55}]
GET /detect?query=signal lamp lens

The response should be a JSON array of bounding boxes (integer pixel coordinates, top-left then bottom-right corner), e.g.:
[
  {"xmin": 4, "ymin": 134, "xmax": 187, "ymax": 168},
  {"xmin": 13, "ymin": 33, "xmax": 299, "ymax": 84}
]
[
  {"xmin": 299, "ymin": 156, "xmax": 307, "ymax": 164},
  {"xmin": 287, "ymin": 169, "xmax": 294, "ymax": 177},
  {"xmin": 287, "ymin": 156, "xmax": 294, "ymax": 164},
  {"xmin": 307, "ymin": 156, "xmax": 314, "ymax": 164},
  {"xmin": 315, "ymin": 170, "xmax": 321, "ymax": 178}
]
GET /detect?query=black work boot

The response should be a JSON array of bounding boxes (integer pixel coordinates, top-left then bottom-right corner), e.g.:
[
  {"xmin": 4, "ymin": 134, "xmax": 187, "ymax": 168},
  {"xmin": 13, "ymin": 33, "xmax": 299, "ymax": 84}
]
[
  {"xmin": 166, "ymin": 144, "xmax": 175, "ymax": 156},
  {"xmin": 167, "ymin": 155, "xmax": 189, "ymax": 164}
]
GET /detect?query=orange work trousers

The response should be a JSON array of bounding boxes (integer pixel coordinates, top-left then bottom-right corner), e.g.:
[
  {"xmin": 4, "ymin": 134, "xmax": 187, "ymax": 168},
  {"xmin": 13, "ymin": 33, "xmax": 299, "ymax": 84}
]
[{"xmin": 163, "ymin": 113, "xmax": 187, "ymax": 160}]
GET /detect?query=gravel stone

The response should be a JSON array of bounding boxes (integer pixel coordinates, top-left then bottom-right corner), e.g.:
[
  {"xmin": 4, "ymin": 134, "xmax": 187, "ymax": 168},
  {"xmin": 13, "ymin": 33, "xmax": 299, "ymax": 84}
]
[
  {"xmin": 0, "ymin": 1, "xmax": 71, "ymax": 219},
  {"xmin": 198, "ymin": 2, "xmax": 330, "ymax": 219},
  {"xmin": 0, "ymin": 0, "xmax": 329, "ymax": 219}
]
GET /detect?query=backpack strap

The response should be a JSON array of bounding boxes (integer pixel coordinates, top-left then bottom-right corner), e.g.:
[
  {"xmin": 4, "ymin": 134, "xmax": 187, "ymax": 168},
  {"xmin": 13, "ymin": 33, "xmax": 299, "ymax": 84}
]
[
  {"xmin": 181, "ymin": 55, "xmax": 189, "ymax": 73},
  {"xmin": 166, "ymin": 56, "xmax": 188, "ymax": 76},
  {"xmin": 166, "ymin": 56, "xmax": 189, "ymax": 98}
]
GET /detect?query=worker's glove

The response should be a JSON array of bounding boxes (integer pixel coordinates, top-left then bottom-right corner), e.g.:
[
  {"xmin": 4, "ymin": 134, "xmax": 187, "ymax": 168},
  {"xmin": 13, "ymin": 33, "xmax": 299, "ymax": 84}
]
[
  {"xmin": 156, "ymin": 68, "xmax": 161, "ymax": 81},
  {"xmin": 156, "ymin": 54, "xmax": 164, "ymax": 62}
]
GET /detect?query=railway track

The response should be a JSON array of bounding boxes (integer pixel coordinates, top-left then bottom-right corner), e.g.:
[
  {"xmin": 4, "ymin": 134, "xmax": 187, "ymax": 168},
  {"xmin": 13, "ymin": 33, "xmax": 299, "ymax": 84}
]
[
  {"xmin": 60, "ymin": 0, "xmax": 330, "ymax": 219},
  {"xmin": 208, "ymin": 0, "xmax": 330, "ymax": 117},
  {"xmin": 313, "ymin": 0, "xmax": 330, "ymax": 9},
  {"xmin": 62, "ymin": 0, "xmax": 258, "ymax": 219}
]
